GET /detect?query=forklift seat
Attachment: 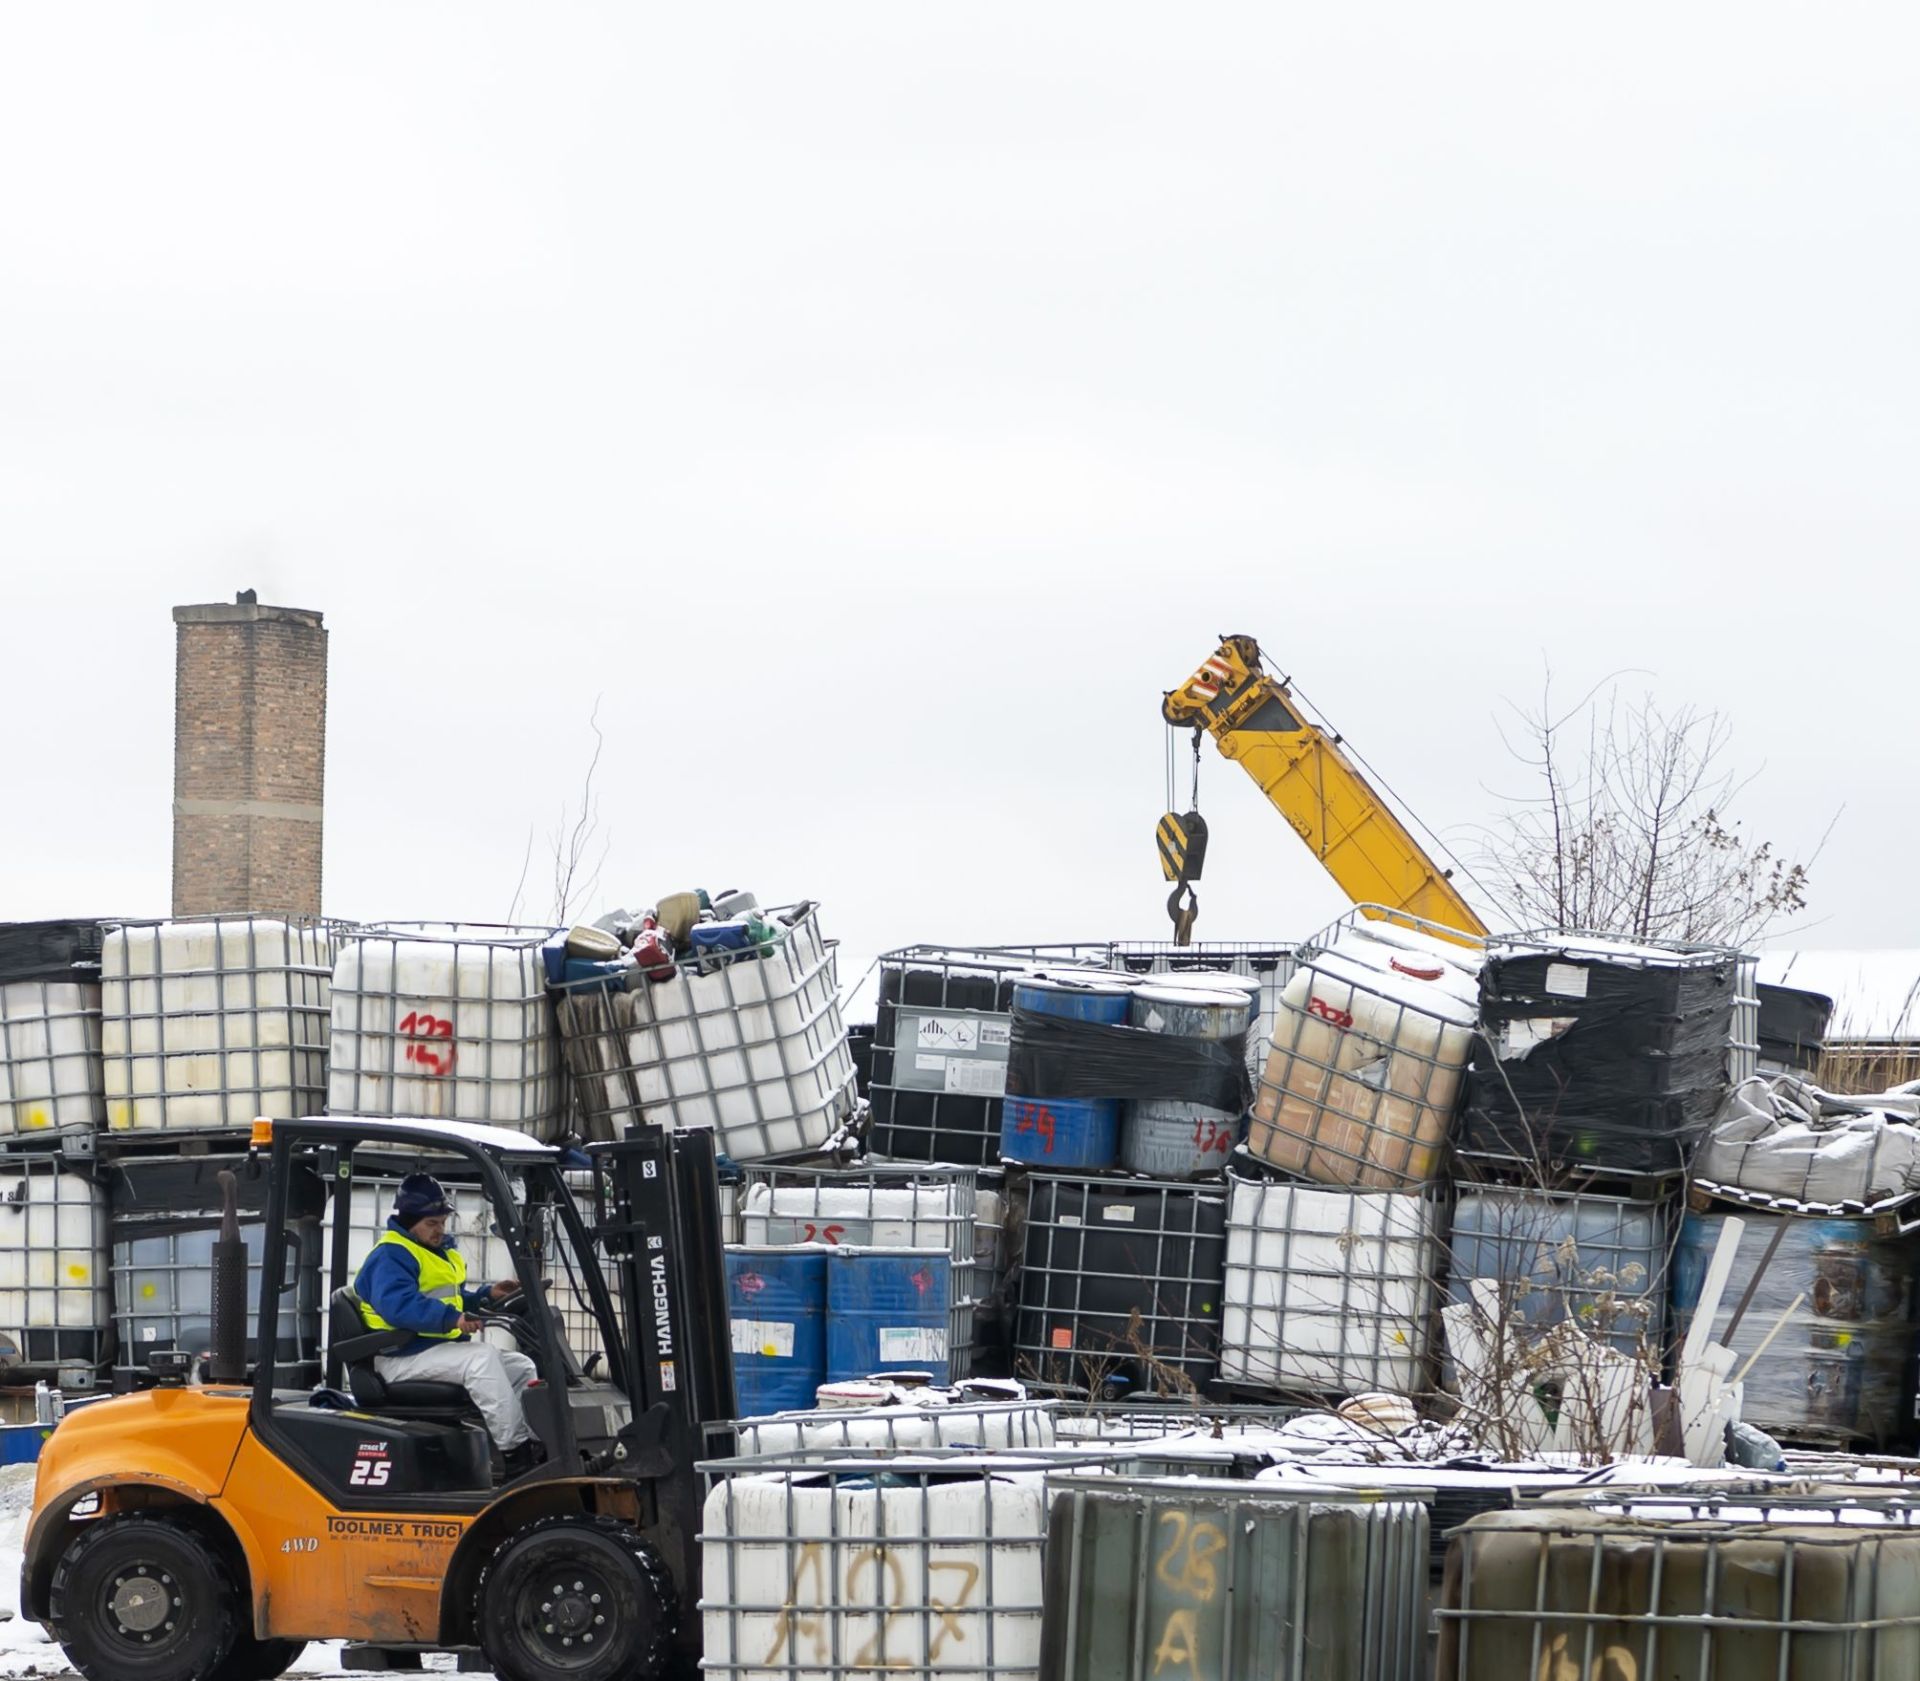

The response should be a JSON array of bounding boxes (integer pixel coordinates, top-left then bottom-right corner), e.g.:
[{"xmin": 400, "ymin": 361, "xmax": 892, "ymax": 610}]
[{"xmin": 327, "ymin": 1287, "xmax": 478, "ymax": 1420}]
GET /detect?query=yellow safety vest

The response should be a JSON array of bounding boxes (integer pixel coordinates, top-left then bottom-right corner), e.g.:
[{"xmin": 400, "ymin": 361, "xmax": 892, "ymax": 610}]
[{"xmin": 357, "ymin": 1229, "xmax": 469, "ymax": 1339}]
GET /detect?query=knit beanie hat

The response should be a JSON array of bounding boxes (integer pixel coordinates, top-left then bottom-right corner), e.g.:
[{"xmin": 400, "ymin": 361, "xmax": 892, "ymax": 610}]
[{"xmin": 394, "ymin": 1173, "xmax": 453, "ymax": 1227}]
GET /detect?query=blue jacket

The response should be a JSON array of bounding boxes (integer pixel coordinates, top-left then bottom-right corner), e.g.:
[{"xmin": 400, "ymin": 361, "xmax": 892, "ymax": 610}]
[{"xmin": 353, "ymin": 1218, "xmax": 496, "ymax": 1357}]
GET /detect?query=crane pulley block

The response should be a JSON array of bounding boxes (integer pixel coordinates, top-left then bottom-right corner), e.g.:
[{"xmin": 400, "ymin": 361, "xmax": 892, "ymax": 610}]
[{"xmin": 1156, "ymin": 808, "xmax": 1208, "ymax": 884}]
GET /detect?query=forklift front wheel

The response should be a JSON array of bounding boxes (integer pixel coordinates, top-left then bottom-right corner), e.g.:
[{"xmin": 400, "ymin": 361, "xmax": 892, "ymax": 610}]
[
  {"xmin": 476, "ymin": 1514, "xmax": 674, "ymax": 1681},
  {"xmin": 47, "ymin": 1513, "xmax": 241, "ymax": 1681}
]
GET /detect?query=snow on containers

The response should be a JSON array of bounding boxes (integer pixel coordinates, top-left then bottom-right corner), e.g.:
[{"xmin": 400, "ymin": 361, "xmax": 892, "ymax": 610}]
[
  {"xmin": 1040, "ymin": 1472, "xmax": 1429, "ymax": 1681},
  {"xmin": 869, "ymin": 947, "xmax": 1025, "ymax": 1166},
  {"xmin": 1446, "ymin": 1183, "xmax": 1668, "ymax": 1362},
  {"xmin": 726, "ymin": 1246, "xmax": 829, "ymax": 1416},
  {"xmin": 1001, "ymin": 975, "xmax": 1133, "ymax": 1169},
  {"xmin": 729, "ymin": 1398, "xmax": 1057, "ymax": 1457},
  {"xmin": 100, "ymin": 917, "xmax": 331, "ymax": 1131},
  {"xmin": 0, "ymin": 1157, "xmax": 109, "ymax": 1384},
  {"xmin": 1217, "ymin": 1160, "xmax": 1443, "ymax": 1398},
  {"xmin": 329, "ymin": 924, "xmax": 559, "ymax": 1135},
  {"xmin": 828, "ymin": 1248, "xmax": 953, "ymax": 1386},
  {"xmin": 555, "ymin": 901, "xmax": 853, "ymax": 1161},
  {"xmin": 1014, "ymin": 1175, "xmax": 1228, "ymax": 1396},
  {"xmin": 0, "ymin": 921, "xmax": 106, "ymax": 1142},
  {"xmin": 108, "ymin": 1152, "xmax": 325, "ymax": 1388},
  {"xmin": 1119, "ymin": 978, "xmax": 1257, "ymax": 1176},
  {"xmin": 1673, "ymin": 1208, "xmax": 1918, "ymax": 1447},
  {"xmin": 1436, "ymin": 1495, "xmax": 1920, "ymax": 1681},
  {"xmin": 700, "ymin": 1454, "xmax": 1049, "ymax": 1681},
  {"xmin": 740, "ymin": 1164, "xmax": 977, "ymax": 1376},
  {"xmin": 1458, "ymin": 930, "xmax": 1743, "ymax": 1183},
  {"xmin": 1250, "ymin": 915, "xmax": 1479, "ymax": 1190}
]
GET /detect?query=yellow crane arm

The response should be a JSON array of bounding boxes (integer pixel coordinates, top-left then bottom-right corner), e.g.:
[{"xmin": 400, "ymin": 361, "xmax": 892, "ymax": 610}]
[{"xmin": 1163, "ymin": 634, "xmax": 1488, "ymax": 939}]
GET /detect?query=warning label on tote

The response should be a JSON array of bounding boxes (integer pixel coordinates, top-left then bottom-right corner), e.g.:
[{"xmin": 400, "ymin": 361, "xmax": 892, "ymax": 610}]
[
  {"xmin": 731, "ymin": 1319, "xmax": 796, "ymax": 1359},
  {"xmin": 878, "ymin": 1327, "xmax": 948, "ymax": 1363},
  {"xmin": 915, "ymin": 1015, "xmax": 980, "ymax": 1053},
  {"xmin": 897, "ymin": 1012, "xmax": 1012, "ymax": 1091}
]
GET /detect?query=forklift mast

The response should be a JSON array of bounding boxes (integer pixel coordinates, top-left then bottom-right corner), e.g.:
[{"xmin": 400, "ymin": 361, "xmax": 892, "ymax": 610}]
[{"xmin": 589, "ymin": 1123, "xmax": 736, "ymax": 1636}]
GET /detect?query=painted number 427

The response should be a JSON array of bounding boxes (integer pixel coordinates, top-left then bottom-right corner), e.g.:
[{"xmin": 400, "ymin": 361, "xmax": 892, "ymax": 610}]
[{"xmin": 349, "ymin": 1457, "xmax": 391, "ymax": 1487}]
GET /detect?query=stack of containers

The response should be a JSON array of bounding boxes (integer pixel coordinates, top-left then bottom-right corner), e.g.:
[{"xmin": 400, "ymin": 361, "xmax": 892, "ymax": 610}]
[
  {"xmin": 722, "ymin": 1242, "xmax": 954, "ymax": 1403},
  {"xmin": 329, "ymin": 924, "xmax": 559, "ymax": 1137},
  {"xmin": 0, "ymin": 921, "xmax": 107, "ymax": 1146},
  {"xmin": 1220, "ymin": 911, "xmax": 1478, "ymax": 1403},
  {"xmin": 100, "ymin": 917, "xmax": 332, "ymax": 1132},
  {"xmin": 739, "ymin": 1164, "xmax": 977, "ymax": 1376},
  {"xmin": 555, "ymin": 902, "xmax": 853, "ymax": 1161}
]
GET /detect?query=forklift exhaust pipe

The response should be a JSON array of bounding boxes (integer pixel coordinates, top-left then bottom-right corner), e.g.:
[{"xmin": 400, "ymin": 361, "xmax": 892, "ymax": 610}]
[{"xmin": 208, "ymin": 1169, "xmax": 248, "ymax": 1386}]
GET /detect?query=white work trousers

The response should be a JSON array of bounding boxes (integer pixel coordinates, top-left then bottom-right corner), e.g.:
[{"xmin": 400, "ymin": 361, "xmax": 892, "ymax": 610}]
[{"xmin": 374, "ymin": 1340, "xmax": 538, "ymax": 1450}]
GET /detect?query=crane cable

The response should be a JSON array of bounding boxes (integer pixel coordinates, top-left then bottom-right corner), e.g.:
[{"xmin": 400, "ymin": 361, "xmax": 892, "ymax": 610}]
[{"xmin": 1281, "ymin": 674, "xmax": 1501, "ymax": 918}]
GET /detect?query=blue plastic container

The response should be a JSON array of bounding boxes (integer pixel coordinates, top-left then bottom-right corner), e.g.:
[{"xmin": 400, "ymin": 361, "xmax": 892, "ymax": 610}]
[
  {"xmin": 0, "ymin": 1423, "xmax": 52, "ymax": 1465},
  {"xmin": 1001, "ymin": 975, "xmax": 1133, "ymax": 1168},
  {"xmin": 725, "ymin": 1246, "xmax": 828, "ymax": 1416},
  {"xmin": 826, "ymin": 1248, "xmax": 953, "ymax": 1385}
]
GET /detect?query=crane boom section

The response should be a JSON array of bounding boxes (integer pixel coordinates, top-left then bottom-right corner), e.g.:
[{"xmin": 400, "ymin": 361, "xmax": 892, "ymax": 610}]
[{"xmin": 1165, "ymin": 636, "xmax": 1488, "ymax": 938}]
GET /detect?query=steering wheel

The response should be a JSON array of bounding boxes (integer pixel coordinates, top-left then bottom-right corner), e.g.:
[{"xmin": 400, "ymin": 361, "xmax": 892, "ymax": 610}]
[{"xmin": 470, "ymin": 1280, "xmax": 552, "ymax": 1354}]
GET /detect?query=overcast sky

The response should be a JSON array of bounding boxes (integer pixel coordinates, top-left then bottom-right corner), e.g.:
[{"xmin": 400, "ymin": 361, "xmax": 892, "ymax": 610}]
[{"xmin": 3, "ymin": 5, "xmax": 1915, "ymax": 990}]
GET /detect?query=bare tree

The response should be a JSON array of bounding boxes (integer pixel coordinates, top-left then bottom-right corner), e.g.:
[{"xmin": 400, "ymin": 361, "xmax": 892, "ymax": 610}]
[
  {"xmin": 1472, "ymin": 674, "xmax": 1819, "ymax": 948},
  {"xmin": 508, "ymin": 697, "xmax": 610, "ymax": 927}
]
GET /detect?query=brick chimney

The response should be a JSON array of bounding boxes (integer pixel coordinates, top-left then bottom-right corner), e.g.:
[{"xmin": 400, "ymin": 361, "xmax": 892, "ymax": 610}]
[{"xmin": 171, "ymin": 593, "xmax": 328, "ymax": 917}]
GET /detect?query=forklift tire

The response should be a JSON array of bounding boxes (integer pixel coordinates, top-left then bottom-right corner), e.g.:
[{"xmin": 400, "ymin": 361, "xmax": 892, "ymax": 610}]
[
  {"xmin": 476, "ymin": 1514, "xmax": 675, "ymax": 1681},
  {"xmin": 48, "ymin": 1513, "xmax": 241, "ymax": 1681},
  {"xmin": 213, "ymin": 1632, "xmax": 309, "ymax": 1681}
]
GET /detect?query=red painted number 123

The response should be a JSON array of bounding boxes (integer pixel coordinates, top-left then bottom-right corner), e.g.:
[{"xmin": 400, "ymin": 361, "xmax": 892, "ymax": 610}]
[{"xmin": 398, "ymin": 1011, "xmax": 457, "ymax": 1077}]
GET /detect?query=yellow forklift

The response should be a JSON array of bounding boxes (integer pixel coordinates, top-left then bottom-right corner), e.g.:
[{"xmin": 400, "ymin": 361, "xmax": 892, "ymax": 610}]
[{"xmin": 19, "ymin": 1114, "xmax": 737, "ymax": 1681}]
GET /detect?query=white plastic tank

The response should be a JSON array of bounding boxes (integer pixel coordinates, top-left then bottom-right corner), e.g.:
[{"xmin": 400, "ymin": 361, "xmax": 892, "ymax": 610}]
[
  {"xmin": 1218, "ymin": 1167, "xmax": 1444, "ymax": 1397},
  {"xmin": 329, "ymin": 926, "xmax": 559, "ymax": 1136},
  {"xmin": 560, "ymin": 904, "xmax": 854, "ymax": 1161},
  {"xmin": 0, "ymin": 980, "xmax": 104, "ymax": 1138},
  {"xmin": 99, "ymin": 918, "xmax": 332, "ymax": 1131},
  {"xmin": 701, "ymin": 1459, "xmax": 1048, "ymax": 1681},
  {"xmin": 1250, "ymin": 924, "xmax": 1477, "ymax": 1188},
  {"xmin": 0, "ymin": 921, "xmax": 106, "ymax": 1139},
  {"xmin": 0, "ymin": 1161, "xmax": 108, "ymax": 1377}
]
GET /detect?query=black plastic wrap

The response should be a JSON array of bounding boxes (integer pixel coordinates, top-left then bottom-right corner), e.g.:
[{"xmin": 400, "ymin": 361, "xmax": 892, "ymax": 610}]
[
  {"xmin": 1005, "ymin": 1011, "xmax": 1252, "ymax": 1113},
  {"xmin": 1758, "ymin": 983, "xmax": 1833, "ymax": 1073},
  {"xmin": 1459, "ymin": 945, "xmax": 1737, "ymax": 1178},
  {"xmin": 0, "ymin": 919, "xmax": 105, "ymax": 985}
]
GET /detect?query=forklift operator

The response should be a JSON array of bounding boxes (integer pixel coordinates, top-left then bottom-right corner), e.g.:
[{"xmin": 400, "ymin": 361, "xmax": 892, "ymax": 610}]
[{"xmin": 354, "ymin": 1173, "xmax": 546, "ymax": 1476}]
